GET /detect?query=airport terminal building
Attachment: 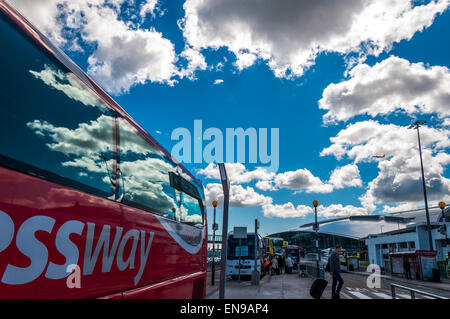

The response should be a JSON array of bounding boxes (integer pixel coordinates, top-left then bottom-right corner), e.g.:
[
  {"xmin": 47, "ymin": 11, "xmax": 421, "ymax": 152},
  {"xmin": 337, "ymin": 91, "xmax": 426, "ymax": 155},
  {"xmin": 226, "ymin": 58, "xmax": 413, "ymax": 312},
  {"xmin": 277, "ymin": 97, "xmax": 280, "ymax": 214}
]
[{"xmin": 268, "ymin": 206, "xmax": 450, "ymax": 264}]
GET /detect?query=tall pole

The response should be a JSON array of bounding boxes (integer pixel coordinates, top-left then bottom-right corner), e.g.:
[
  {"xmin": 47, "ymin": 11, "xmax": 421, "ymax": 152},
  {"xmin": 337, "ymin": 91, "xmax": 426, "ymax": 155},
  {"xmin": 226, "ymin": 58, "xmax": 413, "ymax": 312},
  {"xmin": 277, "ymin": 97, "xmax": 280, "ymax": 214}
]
[
  {"xmin": 211, "ymin": 201, "xmax": 218, "ymax": 286},
  {"xmin": 313, "ymin": 200, "xmax": 320, "ymax": 278},
  {"xmin": 410, "ymin": 121, "xmax": 433, "ymax": 251},
  {"xmin": 439, "ymin": 202, "xmax": 448, "ymax": 259},
  {"xmin": 218, "ymin": 163, "xmax": 230, "ymax": 299}
]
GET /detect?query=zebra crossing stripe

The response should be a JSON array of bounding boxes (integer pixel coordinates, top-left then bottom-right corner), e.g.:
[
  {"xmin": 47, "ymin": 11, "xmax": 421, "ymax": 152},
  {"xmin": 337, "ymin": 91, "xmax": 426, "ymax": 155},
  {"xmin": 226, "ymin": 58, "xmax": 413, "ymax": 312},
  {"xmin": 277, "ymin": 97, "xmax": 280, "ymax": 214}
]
[
  {"xmin": 347, "ymin": 291, "xmax": 372, "ymax": 299},
  {"xmin": 397, "ymin": 293, "xmax": 412, "ymax": 299},
  {"xmin": 372, "ymin": 292, "xmax": 392, "ymax": 299}
]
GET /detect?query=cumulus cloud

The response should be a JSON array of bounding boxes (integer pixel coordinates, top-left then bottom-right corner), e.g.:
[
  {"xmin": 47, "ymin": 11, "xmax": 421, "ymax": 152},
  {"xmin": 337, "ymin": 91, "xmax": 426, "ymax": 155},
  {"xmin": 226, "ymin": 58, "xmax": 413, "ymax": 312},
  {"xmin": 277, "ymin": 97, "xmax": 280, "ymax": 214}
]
[
  {"xmin": 199, "ymin": 162, "xmax": 364, "ymax": 194},
  {"xmin": 262, "ymin": 202, "xmax": 368, "ymax": 219},
  {"xmin": 317, "ymin": 204, "xmax": 368, "ymax": 218},
  {"xmin": 273, "ymin": 169, "xmax": 333, "ymax": 193},
  {"xmin": 8, "ymin": 0, "xmax": 206, "ymax": 94},
  {"xmin": 329, "ymin": 164, "xmax": 362, "ymax": 189},
  {"xmin": 182, "ymin": 0, "xmax": 449, "ymax": 78},
  {"xmin": 204, "ymin": 183, "xmax": 272, "ymax": 208},
  {"xmin": 197, "ymin": 163, "xmax": 274, "ymax": 185},
  {"xmin": 262, "ymin": 202, "xmax": 312, "ymax": 219},
  {"xmin": 139, "ymin": 0, "xmax": 159, "ymax": 19},
  {"xmin": 213, "ymin": 79, "xmax": 224, "ymax": 85},
  {"xmin": 322, "ymin": 120, "xmax": 450, "ymax": 211},
  {"xmin": 320, "ymin": 56, "xmax": 450, "ymax": 124}
]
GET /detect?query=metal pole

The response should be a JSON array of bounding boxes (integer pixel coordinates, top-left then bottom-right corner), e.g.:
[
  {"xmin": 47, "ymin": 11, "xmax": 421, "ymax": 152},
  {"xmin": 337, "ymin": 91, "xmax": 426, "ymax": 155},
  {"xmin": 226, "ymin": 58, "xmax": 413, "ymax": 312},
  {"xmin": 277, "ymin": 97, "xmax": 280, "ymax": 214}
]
[
  {"xmin": 315, "ymin": 206, "xmax": 320, "ymax": 278},
  {"xmin": 441, "ymin": 207, "xmax": 449, "ymax": 257},
  {"xmin": 211, "ymin": 206, "xmax": 216, "ymax": 286},
  {"xmin": 416, "ymin": 126, "xmax": 433, "ymax": 251},
  {"xmin": 218, "ymin": 188, "xmax": 229, "ymax": 299},
  {"xmin": 238, "ymin": 238, "xmax": 241, "ymax": 282},
  {"xmin": 254, "ymin": 219, "xmax": 258, "ymax": 272}
]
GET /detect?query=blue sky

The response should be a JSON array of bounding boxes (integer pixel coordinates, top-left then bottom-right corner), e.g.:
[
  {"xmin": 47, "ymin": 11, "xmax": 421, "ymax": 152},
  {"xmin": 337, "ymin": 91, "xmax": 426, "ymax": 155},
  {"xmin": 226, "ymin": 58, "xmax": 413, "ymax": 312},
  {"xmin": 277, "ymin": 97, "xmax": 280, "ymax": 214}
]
[{"xmin": 10, "ymin": 0, "xmax": 450, "ymax": 236}]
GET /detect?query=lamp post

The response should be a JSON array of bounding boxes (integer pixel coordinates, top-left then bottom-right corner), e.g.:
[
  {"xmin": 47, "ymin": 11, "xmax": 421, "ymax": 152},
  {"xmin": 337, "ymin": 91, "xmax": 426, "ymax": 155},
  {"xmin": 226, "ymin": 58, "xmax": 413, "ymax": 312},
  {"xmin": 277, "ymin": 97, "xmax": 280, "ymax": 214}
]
[
  {"xmin": 313, "ymin": 200, "xmax": 320, "ymax": 278},
  {"xmin": 408, "ymin": 120, "xmax": 433, "ymax": 251},
  {"xmin": 218, "ymin": 163, "xmax": 230, "ymax": 299},
  {"xmin": 251, "ymin": 219, "xmax": 260, "ymax": 285},
  {"xmin": 439, "ymin": 202, "xmax": 449, "ymax": 260},
  {"xmin": 211, "ymin": 200, "xmax": 218, "ymax": 286}
]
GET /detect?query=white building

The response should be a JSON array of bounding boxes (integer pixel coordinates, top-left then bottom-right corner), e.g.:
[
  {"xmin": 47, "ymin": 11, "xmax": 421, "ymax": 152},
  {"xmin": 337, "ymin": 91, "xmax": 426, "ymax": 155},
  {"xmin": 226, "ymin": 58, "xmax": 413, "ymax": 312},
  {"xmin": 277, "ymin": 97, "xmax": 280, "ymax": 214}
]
[{"xmin": 365, "ymin": 206, "xmax": 449, "ymax": 268}]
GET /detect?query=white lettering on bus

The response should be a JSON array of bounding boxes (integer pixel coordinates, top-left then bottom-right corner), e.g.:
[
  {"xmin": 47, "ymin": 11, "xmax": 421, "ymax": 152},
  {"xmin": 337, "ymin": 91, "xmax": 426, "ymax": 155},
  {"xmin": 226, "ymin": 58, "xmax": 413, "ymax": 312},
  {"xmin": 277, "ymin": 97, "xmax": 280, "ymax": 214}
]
[{"xmin": 0, "ymin": 210, "xmax": 154, "ymax": 286}]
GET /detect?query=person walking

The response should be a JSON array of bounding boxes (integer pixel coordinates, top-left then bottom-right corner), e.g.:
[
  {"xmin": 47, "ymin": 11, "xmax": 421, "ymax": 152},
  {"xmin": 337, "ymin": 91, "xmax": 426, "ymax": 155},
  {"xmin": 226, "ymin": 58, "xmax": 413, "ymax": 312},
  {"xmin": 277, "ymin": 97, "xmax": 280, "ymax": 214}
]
[
  {"xmin": 403, "ymin": 259, "xmax": 411, "ymax": 280},
  {"xmin": 285, "ymin": 256, "xmax": 293, "ymax": 274},
  {"xmin": 330, "ymin": 245, "xmax": 344, "ymax": 299},
  {"xmin": 279, "ymin": 255, "xmax": 285, "ymax": 274},
  {"xmin": 271, "ymin": 256, "xmax": 278, "ymax": 275}
]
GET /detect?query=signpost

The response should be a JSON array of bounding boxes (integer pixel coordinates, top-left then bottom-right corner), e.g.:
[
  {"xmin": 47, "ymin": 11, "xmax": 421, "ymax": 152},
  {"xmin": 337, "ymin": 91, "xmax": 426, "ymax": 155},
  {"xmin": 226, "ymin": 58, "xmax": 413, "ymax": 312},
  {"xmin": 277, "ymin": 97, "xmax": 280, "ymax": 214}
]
[
  {"xmin": 313, "ymin": 200, "xmax": 320, "ymax": 278},
  {"xmin": 211, "ymin": 200, "xmax": 218, "ymax": 286},
  {"xmin": 252, "ymin": 219, "xmax": 260, "ymax": 285},
  {"xmin": 233, "ymin": 227, "xmax": 247, "ymax": 282},
  {"xmin": 218, "ymin": 164, "xmax": 230, "ymax": 299}
]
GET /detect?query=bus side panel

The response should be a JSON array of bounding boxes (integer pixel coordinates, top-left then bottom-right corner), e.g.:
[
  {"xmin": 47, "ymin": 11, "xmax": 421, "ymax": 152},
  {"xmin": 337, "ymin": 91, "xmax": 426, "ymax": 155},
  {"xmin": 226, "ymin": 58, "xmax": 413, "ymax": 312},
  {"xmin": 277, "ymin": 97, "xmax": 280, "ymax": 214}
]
[
  {"xmin": 122, "ymin": 272, "xmax": 205, "ymax": 299},
  {"xmin": 0, "ymin": 167, "xmax": 205, "ymax": 298}
]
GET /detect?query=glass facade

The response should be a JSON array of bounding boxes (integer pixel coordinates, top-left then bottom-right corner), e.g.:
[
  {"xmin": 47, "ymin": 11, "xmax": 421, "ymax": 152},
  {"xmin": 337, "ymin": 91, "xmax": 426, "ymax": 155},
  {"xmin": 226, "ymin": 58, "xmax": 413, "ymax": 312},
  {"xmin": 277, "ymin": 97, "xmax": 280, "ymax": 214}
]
[{"xmin": 269, "ymin": 231, "xmax": 366, "ymax": 254}]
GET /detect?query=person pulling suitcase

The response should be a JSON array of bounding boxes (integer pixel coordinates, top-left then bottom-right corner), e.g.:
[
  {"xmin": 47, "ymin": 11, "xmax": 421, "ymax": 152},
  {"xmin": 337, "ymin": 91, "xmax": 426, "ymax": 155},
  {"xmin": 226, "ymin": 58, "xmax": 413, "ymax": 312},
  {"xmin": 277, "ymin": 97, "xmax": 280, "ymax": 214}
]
[{"xmin": 330, "ymin": 245, "xmax": 344, "ymax": 299}]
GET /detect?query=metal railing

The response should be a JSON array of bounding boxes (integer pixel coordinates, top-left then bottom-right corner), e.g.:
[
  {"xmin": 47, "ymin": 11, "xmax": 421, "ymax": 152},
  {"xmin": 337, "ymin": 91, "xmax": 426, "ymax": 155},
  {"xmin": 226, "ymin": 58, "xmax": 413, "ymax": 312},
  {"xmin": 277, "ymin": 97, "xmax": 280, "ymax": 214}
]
[
  {"xmin": 304, "ymin": 261, "xmax": 325, "ymax": 279},
  {"xmin": 390, "ymin": 283, "xmax": 447, "ymax": 299}
]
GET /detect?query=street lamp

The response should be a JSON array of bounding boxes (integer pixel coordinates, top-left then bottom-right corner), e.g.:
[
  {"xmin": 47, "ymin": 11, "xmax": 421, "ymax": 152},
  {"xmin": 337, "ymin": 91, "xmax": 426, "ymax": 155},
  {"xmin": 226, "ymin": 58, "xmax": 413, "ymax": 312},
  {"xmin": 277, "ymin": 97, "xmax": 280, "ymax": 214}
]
[
  {"xmin": 211, "ymin": 200, "xmax": 218, "ymax": 286},
  {"xmin": 218, "ymin": 163, "xmax": 230, "ymax": 299},
  {"xmin": 313, "ymin": 200, "xmax": 320, "ymax": 278},
  {"xmin": 439, "ymin": 201, "xmax": 449, "ymax": 260},
  {"xmin": 408, "ymin": 120, "xmax": 433, "ymax": 251}
]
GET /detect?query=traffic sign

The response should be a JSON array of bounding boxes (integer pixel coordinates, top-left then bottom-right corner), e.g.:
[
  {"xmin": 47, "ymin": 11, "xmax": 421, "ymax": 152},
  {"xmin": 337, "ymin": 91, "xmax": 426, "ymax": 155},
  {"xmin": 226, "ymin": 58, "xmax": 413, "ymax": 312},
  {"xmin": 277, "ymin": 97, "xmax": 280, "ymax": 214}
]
[{"xmin": 233, "ymin": 227, "xmax": 247, "ymax": 239}]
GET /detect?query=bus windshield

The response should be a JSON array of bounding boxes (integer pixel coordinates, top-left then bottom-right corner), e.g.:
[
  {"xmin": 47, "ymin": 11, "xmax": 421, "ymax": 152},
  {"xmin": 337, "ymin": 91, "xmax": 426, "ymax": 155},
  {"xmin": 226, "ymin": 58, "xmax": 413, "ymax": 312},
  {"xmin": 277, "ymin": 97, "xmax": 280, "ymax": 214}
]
[{"xmin": 227, "ymin": 235, "xmax": 256, "ymax": 260}]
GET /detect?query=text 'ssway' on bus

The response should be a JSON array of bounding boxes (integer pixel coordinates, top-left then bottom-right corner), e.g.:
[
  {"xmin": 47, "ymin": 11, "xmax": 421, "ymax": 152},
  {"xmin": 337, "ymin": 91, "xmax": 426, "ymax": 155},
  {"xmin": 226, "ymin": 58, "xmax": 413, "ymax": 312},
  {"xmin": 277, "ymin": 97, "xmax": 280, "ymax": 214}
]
[
  {"xmin": 226, "ymin": 232, "xmax": 263, "ymax": 278},
  {"xmin": 0, "ymin": 0, "xmax": 207, "ymax": 299}
]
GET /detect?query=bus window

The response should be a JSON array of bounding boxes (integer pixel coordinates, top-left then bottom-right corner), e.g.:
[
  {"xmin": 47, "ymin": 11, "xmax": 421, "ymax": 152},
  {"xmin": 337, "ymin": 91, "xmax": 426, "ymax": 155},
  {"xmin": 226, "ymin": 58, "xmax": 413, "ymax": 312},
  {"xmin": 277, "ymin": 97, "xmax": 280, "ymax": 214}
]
[
  {"xmin": 118, "ymin": 118, "xmax": 178, "ymax": 220},
  {"xmin": 0, "ymin": 16, "xmax": 115, "ymax": 197},
  {"xmin": 227, "ymin": 235, "xmax": 256, "ymax": 260},
  {"xmin": 179, "ymin": 192, "xmax": 203, "ymax": 227}
]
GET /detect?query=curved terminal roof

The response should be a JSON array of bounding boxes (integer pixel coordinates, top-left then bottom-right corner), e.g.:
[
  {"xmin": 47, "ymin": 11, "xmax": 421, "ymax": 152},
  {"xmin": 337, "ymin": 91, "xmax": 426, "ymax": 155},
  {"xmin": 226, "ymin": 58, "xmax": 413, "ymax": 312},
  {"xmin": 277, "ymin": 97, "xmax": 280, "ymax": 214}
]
[{"xmin": 270, "ymin": 206, "xmax": 449, "ymax": 241}]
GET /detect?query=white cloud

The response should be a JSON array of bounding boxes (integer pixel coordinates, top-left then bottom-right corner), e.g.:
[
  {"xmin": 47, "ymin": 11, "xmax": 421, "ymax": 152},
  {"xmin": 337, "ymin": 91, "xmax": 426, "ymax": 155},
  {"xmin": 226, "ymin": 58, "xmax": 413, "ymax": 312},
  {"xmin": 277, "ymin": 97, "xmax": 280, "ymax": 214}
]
[
  {"xmin": 199, "ymin": 163, "xmax": 364, "ymax": 194},
  {"xmin": 329, "ymin": 164, "xmax": 362, "ymax": 189},
  {"xmin": 140, "ymin": 0, "xmax": 158, "ymax": 19},
  {"xmin": 182, "ymin": 0, "xmax": 449, "ymax": 78},
  {"xmin": 204, "ymin": 183, "xmax": 272, "ymax": 208},
  {"xmin": 178, "ymin": 46, "xmax": 208, "ymax": 80},
  {"xmin": 317, "ymin": 204, "xmax": 368, "ymax": 218},
  {"xmin": 262, "ymin": 202, "xmax": 312, "ymax": 219},
  {"xmin": 322, "ymin": 120, "xmax": 450, "ymax": 210},
  {"xmin": 8, "ymin": 0, "xmax": 204, "ymax": 94},
  {"xmin": 197, "ymin": 163, "xmax": 274, "ymax": 185},
  {"xmin": 8, "ymin": 0, "xmax": 65, "ymax": 45},
  {"xmin": 82, "ymin": 4, "xmax": 178, "ymax": 94},
  {"xmin": 274, "ymin": 169, "xmax": 333, "ymax": 193},
  {"xmin": 320, "ymin": 56, "xmax": 450, "ymax": 124},
  {"xmin": 213, "ymin": 79, "xmax": 224, "ymax": 85},
  {"xmin": 255, "ymin": 180, "xmax": 277, "ymax": 191}
]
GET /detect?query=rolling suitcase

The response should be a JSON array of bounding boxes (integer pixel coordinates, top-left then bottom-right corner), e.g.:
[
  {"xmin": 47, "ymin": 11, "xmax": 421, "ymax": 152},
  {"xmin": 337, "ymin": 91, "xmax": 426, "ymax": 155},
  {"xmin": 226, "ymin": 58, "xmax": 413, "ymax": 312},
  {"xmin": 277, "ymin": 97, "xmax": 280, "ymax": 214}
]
[{"xmin": 309, "ymin": 278, "xmax": 328, "ymax": 299}]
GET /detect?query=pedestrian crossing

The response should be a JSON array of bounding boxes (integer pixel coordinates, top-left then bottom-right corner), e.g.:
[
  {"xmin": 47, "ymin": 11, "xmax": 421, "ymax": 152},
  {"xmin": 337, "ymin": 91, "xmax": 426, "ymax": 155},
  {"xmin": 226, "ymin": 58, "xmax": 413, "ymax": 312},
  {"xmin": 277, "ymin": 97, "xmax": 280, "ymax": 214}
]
[{"xmin": 344, "ymin": 287, "xmax": 436, "ymax": 299}]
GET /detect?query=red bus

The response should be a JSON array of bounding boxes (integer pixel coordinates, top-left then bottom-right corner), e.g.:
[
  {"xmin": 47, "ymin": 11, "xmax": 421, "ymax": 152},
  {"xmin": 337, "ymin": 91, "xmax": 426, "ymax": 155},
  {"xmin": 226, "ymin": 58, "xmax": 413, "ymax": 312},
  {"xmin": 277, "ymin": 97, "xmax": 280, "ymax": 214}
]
[{"xmin": 0, "ymin": 0, "xmax": 207, "ymax": 298}]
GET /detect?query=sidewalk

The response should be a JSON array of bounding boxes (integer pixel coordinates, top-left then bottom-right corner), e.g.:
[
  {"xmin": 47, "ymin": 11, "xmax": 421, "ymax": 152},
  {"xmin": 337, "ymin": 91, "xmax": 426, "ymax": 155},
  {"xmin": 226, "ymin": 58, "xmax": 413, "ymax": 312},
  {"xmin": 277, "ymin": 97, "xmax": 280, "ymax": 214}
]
[
  {"xmin": 351, "ymin": 270, "xmax": 450, "ymax": 292},
  {"xmin": 206, "ymin": 272, "xmax": 317, "ymax": 299}
]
